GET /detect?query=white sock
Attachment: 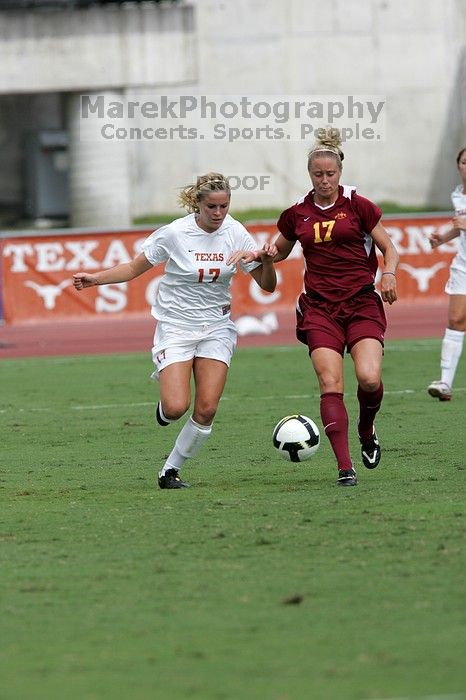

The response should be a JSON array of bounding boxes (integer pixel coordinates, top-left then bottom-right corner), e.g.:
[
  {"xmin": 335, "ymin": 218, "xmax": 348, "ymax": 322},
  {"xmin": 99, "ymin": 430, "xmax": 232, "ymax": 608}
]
[
  {"xmin": 156, "ymin": 401, "xmax": 176, "ymax": 425},
  {"xmin": 440, "ymin": 328, "xmax": 464, "ymax": 388},
  {"xmin": 160, "ymin": 417, "xmax": 212, "ymax": 475}
]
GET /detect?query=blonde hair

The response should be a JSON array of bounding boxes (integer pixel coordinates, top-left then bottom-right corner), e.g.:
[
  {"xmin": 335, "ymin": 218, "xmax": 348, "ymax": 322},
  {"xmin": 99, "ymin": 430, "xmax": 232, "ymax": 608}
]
[
  {"xmin": 307, "ymin": 127, "xmax": 344, "ymax": 171},
  {"xmin": 178, "ymin": 172, "xmax": 231, "ymax": 213}
]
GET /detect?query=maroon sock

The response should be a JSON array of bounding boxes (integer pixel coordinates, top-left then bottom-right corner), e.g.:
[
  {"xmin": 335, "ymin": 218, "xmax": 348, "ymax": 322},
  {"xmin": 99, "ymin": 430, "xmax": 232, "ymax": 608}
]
[
  {"xmin": 357, "ymin": 382, "xmax": 384, "ymax": 442},
  {"xmin": 320, "ymin": 392, "xmax": 352, "ymax": 471}
]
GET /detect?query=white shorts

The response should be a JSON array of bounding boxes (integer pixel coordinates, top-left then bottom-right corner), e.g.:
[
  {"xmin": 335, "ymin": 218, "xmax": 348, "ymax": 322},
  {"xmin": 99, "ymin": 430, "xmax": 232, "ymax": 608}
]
[
  {"xmin": 151, "ymin": 319, "xmax": 237, "ymax": 379},
  {"xmin": 445, "ymin": 265, "xmax": 466, "ymax": 295}
]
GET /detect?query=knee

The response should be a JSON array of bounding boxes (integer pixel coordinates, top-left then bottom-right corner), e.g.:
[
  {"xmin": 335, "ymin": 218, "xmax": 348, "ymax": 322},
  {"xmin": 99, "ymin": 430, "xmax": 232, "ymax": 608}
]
[
  {"xmin": 161, "ymin": 399, "xmax": 190, "ymax": 421},
  {"xmin": 317, "ymin": 370, "xmax": 342, "ymax": 394},
  {"xmin": 355, "ymin": 360, "xmax": 381, "ymax": 393},
  {"xmin": 448, "ymin": 317, "xmax": 466, "ymax": 332},
  {"xmin": 357, "ymin": 371, "xmax": 381, "ymax": 394},
  {"xmin": 193, "ymin": 401, "xmax": 218, "ymax": 425},
  {"xmin": 359, "ymin": 378, "xmax": 380, "ymax": 393}
]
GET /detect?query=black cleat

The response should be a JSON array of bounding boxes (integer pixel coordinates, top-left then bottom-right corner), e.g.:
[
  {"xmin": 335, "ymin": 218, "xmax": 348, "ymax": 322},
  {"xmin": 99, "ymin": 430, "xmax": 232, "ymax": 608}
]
[
  {"xmin": 337, "ymin": 468, "xmax": 358, "ymax": 486},
  {"xmin": 360, "ymin": 428, "xmax": 381, "ymax": 469},
  {"xmin": 158, "ymin": 468, "xmax": 190, "ymax": 489}
]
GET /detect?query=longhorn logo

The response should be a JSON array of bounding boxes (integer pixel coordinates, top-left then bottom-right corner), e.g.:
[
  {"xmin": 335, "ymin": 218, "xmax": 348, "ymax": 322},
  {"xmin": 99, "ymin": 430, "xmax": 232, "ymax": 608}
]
[
  {"xmin": 235, "ymin": 312, "xmax": 278, "ymax": 336},
  {"xmin": 398, "ymin": 262, "xmax": 447, "ymax": 292},
  {"xmin": 24, "ymin": 279, "xmax": 72, "ymax": 310}
]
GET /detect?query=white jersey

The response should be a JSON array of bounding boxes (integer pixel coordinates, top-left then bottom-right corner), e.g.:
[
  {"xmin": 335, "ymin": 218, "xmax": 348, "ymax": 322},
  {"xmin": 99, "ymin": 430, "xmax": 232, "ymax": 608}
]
[
  {"xmin": 451, "ymin": 185, "xmax": 466, "ymax": 271},
  {"xmin": 141, "ymin": 213, "xmax": 260, "ymax": 326}
]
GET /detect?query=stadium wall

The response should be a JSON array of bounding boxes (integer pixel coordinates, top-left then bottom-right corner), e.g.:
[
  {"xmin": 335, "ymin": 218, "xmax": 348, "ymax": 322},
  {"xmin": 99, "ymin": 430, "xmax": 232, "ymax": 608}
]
[
  {"xmin": 0, "ymin": 0, "xmax": 465, "ymax": 226},
  {"xmin": 0, "ymin": 214, "xmax": 457, "ymax": 326}
]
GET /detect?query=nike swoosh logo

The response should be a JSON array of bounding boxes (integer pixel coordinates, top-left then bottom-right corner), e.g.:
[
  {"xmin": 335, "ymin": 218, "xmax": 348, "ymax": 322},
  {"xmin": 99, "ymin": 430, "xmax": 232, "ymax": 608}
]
[
  {"xmin": 361, "ymin": 450, "xmax": 378, "ymax": 464},
  {"xmin": 304, "ymin": 217, "xmax": 311, "ymax": 221}
]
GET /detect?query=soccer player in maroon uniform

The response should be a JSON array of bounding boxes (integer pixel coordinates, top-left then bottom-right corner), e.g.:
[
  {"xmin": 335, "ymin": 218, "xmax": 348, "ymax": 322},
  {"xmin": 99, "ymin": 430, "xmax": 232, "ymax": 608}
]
[{"xmin": 274, "ymin": 128, "xmax": 399, "ymax": 486}]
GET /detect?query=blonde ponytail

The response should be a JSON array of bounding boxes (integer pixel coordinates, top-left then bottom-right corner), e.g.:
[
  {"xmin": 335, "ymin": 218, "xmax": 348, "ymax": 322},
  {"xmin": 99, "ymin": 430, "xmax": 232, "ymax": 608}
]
[{"xmin": 307, "ymin": 127, "xmax": 344, "ymax": 170}]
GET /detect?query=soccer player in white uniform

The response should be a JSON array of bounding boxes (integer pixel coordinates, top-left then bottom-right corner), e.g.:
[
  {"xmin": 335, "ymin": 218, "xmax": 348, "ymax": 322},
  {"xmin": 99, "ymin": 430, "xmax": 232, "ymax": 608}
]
[
  {"xmin": 428, "ymin": 148, "xmax": 466, "ymax": 401},
  {"xmin": 73, "ymin": 173, "xmax": 277, "ymax": 488}
]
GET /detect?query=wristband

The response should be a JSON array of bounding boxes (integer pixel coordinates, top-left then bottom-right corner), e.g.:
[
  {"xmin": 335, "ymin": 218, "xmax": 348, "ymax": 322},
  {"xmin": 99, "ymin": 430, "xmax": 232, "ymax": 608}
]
[{"xmin": 382, "ymin": 272, "xmax": 396, "ymax": 276}]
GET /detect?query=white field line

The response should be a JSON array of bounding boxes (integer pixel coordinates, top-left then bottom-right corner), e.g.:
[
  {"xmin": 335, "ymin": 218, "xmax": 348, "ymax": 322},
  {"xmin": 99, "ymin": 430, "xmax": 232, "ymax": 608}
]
[
  {"xmin": 370, "ymin": 694, "xmax": 464, "ymax": 700},
  {"xmin": 7, "ymin": 339, "xmax": 441, "ymax": 366},
  {"xmin": 1, "ymin": 387, "xmax": 465, "ymax": 414},
  {"xmin": 72, "ymin": 401, "xmax": 154, "ymax": 411}
]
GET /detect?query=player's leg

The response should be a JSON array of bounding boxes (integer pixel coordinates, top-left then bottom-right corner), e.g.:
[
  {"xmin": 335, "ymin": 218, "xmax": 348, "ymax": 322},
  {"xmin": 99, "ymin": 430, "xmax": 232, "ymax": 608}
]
[
  {"xmin": 174, "ymin": 324, "xmax": 236, "ymax": 468},
  {"xmin": 301, "ymin": 298, "xmax": 356, "ymax": 485},
  {"xmin": 310, "ymin": 347, "xmax": 356, "ymax": 486},
  {"xmin": 159, "ymin": 358, "xmax": 228, "ymax": 489},
  {"xmin": 170, "ymin": 357, "xmax": 228, "ymax": 473},
  {"xmin": 429, "ymin": 267, "xmax": 466, "ymax": 400},
  {"xmin": 192, "ymin": 356, "xmax": 229, "ymax": 425},
  {"xmin": 351, "ymin": 338, "xmax": 384, "ymax": 469},
  {"xmin": 151, "ymin": 321, "xmax": 194, "ymax": 425},
  {"xmin": 158, "ymin": 323, "xmax": 236, "ymax": 490},
  {"xmin": 442, "ymin": 293, "xmax": 466, "ymax": 385},
  {"xmin": 347, "ymin": 292, "xmax": 386, "ymax": 469},
  {"xmin": 428, "ymin": 294, "xmax": 466, "ymax": 400},
  {"xmin": 157, "ymin": 360, "xmax": 195, "ymax": 488},
  {"xmin": 157, "ymin": 360, "xmax": 193, "ymax": 423}
]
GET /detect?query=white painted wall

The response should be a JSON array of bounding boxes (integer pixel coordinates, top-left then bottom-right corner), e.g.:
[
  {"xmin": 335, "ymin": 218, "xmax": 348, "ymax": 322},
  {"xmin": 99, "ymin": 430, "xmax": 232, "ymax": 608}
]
[
  {"xmin": 0, "ymin": 2, "xmax": 196, "ymax": 225},
  {"xmin": 0, "ymin": 0, "xmax": 464, "ymax": 224},
  {"xmin": 0, "ymin": 3, "xmax": 196, "ymax": 92},
  {"xmin": 127, "ymin": 0, "xmax": 466, "ymax": 215},
  {"xmin": 183, "ymin": 0, "xmax": 466, "ymax": 212}
]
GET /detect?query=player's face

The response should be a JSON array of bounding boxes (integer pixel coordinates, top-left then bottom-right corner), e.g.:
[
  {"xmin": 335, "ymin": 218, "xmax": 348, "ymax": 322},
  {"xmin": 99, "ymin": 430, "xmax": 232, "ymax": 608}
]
[
  {"xmin": 196, "ymin": 191, "xmax": 231, "ymax": 232},
  {"xmin": 308, "ymin": 156, "xmax": 342, "ymax": 205},
  {"xmin": 458, "ymin": 150, "xmax": 466, "ymax": 185}
]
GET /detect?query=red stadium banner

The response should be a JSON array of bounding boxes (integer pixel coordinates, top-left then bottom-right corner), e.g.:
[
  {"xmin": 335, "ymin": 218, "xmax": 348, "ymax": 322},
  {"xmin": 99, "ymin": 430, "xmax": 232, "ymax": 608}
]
[
  {"xmin": 0, "ymin": 216, "xmax": 457, "ymax": 325},
  {"xmin": 1, "ymin": 229, "xmax": 153, "ymax": 323}
]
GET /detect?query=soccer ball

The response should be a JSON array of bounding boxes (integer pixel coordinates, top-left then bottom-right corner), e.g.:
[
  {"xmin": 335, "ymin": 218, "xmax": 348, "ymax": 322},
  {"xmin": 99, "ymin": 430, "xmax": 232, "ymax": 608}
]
[{"xmin": 272, "ymin": 414, "xmax": 320, "ymax": 462}]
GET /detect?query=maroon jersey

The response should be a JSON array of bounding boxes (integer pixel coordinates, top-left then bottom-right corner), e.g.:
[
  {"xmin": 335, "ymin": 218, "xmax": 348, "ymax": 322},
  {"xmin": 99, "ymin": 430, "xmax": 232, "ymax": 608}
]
[{"xmin": 277, "ymin": 185, "xmax": 382, "ymax": 302}]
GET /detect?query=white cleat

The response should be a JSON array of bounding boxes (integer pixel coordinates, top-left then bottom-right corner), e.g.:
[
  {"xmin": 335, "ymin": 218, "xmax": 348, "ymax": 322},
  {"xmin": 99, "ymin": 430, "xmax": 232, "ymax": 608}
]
[{"xmin": 427, "ymin": 380, "xmax": 452, "ymax": 402}]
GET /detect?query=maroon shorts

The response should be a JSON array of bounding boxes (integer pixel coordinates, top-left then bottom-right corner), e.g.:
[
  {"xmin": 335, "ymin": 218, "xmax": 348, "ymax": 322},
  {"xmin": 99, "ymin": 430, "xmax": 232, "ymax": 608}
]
[{"xmin": 296, "ymin": 288, "xmax": 386, "ymax": 356}]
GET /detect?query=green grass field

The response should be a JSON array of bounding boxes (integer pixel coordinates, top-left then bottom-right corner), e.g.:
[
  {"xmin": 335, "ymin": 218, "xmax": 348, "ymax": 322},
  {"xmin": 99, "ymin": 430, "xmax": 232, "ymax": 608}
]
[{"xmin": 1, "ymin": 340, "xmax": 465, "ymax": 700}]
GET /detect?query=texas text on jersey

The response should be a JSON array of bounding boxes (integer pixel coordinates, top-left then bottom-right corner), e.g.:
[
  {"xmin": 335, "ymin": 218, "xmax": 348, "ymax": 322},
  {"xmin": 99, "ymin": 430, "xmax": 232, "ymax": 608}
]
[{"xmin": 141, "ymin": 213, "xmax": 260, "ymax": 325}]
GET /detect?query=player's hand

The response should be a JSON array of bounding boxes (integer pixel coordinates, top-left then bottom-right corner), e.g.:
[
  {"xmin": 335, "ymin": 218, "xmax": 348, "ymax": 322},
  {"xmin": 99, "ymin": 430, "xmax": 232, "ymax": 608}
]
[
  {"xmin": 227, "ymin": 244, "xmax": 278, "ymax": 266},
  {"xmin": 380, "ymin": 273, "xmax": 397, "ymax": 305},
  {"xmin": 226, "ymin": 250, "xmax": 254, "ymax": 265},
  {"xmin": 73, "ymin": 273, "xmax": 99, "ymax": 290},
  {"xmin": 256, "ymin": 243, "xmax": 278, "ymax": 262},
  {"xmin": 452, "ymin": 216, "xmax": 466, "ymax": 231},
  {"xmin": 429, "ymin": 232, "xmax": 443, "ymax": 249}
]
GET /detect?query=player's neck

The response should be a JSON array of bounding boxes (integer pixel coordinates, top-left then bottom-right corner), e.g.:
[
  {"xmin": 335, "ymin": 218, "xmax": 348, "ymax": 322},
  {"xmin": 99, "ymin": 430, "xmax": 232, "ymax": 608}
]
[
  {"xmin": 194, "ymin": 214, "xmax": 222, "ymax": 233},
  {"xmin": 313, "ymin": 194, "xmax": 338, "ymax": 208}
]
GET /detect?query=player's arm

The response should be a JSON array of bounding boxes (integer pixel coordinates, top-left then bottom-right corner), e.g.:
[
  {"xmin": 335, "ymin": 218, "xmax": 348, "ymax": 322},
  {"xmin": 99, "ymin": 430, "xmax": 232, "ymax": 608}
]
[
  {"xmin": 227, "ymin": 244, "xmax": 277, "ymax": 292},
  {"xmin": 429, "ymin": 225, "xmax": 460, "ymax": 248},
  {"xmin": 73, "ymin": 252, "xmax": 153, "ymax": 290},
  {"xmin": 370, "ymin": 221, "xmax": 399, "ymax": 305},
  {"xmin": 248, "ymin": 244, "xmax": 277, "ymax": 292},
  {"xmin": 239, "ymin": 233, "xmax": 294, "ymax": 290},
  {"xmin": 272, "ymin": 234, "xmax": 295, "ymax": 262},
  {"xmin": 452, "ymin": 216, "xmax": 466, "ymax": 231}
]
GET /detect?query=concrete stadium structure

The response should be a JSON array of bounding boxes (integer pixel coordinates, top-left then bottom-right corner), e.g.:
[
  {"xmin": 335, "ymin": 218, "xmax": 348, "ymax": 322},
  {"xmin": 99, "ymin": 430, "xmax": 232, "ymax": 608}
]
[{"xmin": 0, "ymin": 0, "xmax": 465, "ymax": 227}]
